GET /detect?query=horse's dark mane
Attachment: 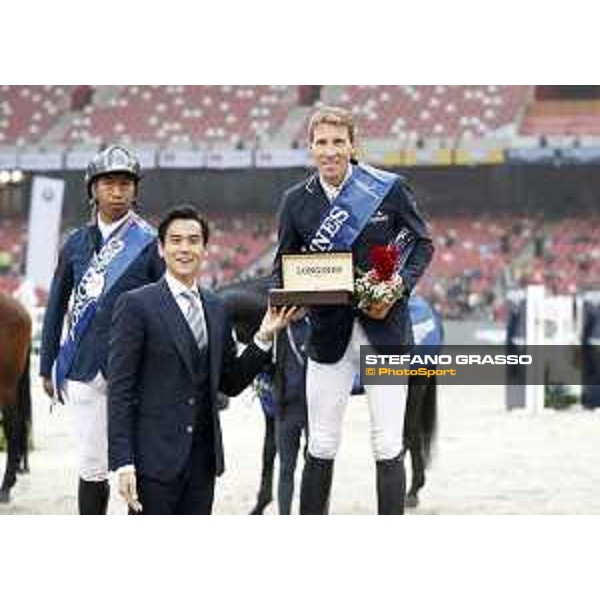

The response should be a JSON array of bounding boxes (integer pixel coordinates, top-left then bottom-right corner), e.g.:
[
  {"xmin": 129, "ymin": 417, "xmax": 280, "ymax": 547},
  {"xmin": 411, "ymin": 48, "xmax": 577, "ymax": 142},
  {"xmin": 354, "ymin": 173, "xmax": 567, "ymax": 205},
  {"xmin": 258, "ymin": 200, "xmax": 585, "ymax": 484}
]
[
  {"xmin": 217, "ymin": 276, "xmax": 272, "ymax": 297},
  {"xmin": 217, "ymin": 277, "xmax": 271, "ymax": 344}
]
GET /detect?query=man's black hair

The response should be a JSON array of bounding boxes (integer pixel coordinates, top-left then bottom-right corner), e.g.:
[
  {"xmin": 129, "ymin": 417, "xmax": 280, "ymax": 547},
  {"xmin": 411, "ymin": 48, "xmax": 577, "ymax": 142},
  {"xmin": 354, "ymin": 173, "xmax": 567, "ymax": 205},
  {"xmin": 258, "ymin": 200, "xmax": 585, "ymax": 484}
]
[{"xmin": 158, "ymin": 204, "xmax": 210, "ymax": 245}]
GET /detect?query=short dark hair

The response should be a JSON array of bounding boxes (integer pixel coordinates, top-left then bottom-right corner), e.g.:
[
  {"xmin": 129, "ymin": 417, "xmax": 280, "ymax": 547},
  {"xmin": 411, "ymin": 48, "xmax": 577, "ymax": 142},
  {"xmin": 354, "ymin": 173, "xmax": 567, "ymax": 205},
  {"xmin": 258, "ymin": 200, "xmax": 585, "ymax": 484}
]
[{"xmin": 158, "ymin": 205, "xmax": 210, "ymax": 245}]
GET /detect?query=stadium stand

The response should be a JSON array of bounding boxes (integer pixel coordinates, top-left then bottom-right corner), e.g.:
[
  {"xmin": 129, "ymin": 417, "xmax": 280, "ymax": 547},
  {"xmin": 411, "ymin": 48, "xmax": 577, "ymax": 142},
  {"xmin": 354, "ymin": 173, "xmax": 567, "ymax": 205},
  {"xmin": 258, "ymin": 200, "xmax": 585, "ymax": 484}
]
[
  {"xmin": 62, "ymin": 86, "xmax": 297, "ymax": 147},
  {"xmin": 1, "ymin": 85, "xmax": 536, "ymax": 150},
  {"xmin": 521, "ymin": 100, "xmax": 600, "ymax": 136},
  {"xmin": 196, "ymin": 213, "xmax": 276, "ymax": 285},
  {"xmin": 0, "ymin": 85, "xmax": 72, "ymax": 146},
  {"xmin": 417, "ymin": 215, "xmax": 539, "ymax": 319},
  {"xmin": 309, "ymin": 86, "xmax": 532, "ymax": 140},
  {"xmin": 0, "ymin": 217, "xmax": 25, "ymax": 275},
  {"xmin": 538, "ymin": 217, "xmax": 600, "ymax": 292},
  {"xmin": 0, "ymin": 216, "xmax": 26, "ymax": 295},
  {"xmin": 9, "ymin": 85, "xmax": 600, "ymax": 149}
]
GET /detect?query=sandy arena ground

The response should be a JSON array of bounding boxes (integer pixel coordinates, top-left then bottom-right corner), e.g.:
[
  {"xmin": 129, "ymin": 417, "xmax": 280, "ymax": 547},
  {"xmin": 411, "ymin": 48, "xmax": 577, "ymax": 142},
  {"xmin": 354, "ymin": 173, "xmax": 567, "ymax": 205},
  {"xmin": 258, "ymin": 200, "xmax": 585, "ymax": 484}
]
[{"xmin": 2, "ymin": 354, "xmax": 600, "ymax": 515}]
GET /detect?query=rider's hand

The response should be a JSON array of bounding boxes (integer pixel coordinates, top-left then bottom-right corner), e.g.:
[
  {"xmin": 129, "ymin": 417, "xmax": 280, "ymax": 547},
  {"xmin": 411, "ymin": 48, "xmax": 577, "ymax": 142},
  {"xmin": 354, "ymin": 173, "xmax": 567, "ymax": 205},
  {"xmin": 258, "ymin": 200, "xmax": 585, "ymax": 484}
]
[
  {"xmin": 42, "ymin": 377, "xmax": 62, "ymax": 403},
  {"xmin": 361, "ymin": 300, "xmax": 394, "ymax": 321}
]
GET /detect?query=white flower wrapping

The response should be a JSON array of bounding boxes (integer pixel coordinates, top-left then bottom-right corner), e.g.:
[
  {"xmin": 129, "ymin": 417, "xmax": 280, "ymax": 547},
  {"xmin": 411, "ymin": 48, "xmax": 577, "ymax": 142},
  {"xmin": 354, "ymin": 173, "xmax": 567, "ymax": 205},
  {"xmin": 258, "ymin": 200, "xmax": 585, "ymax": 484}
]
[{"xmin": 354, "ymin": 270, "xmax": 404, "ymax": 309}]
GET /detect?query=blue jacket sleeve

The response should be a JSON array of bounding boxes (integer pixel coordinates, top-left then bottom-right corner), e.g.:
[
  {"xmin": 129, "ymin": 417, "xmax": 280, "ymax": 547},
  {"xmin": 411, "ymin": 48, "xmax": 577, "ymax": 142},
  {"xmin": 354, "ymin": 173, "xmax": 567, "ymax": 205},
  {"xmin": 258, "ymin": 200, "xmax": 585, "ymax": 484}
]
[
  {"xmin": 146, "ymin": 240, "xmax": 165, "ymax": 282},
  {"xmin": 395, "ymin": 180, "xmax": 434, "ymax": 295},
  {"xmin": 39, "ymin": 237, "xmax": 75, "ymax": 378}
]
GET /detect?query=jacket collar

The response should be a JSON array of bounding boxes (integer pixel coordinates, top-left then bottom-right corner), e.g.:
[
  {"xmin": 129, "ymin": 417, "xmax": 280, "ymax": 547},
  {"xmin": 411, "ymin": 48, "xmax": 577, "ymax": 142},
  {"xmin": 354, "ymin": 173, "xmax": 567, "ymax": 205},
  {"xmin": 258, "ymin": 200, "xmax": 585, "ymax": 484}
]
[{"xmin": 304, "ymin": 172, "xmax": 329, "ymax": 210}]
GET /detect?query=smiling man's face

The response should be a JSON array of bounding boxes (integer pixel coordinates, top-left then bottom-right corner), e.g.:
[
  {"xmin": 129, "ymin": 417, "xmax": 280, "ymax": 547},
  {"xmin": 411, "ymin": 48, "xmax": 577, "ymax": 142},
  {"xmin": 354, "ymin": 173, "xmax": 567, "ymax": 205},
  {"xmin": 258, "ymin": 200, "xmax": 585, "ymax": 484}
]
[
  {"xmin": 159, "ymin": 218, "xmax": 206, "ymax": 286},
  {"xmin": 310, "ymin": 122, "xmax": 354, "ymax": 188}
]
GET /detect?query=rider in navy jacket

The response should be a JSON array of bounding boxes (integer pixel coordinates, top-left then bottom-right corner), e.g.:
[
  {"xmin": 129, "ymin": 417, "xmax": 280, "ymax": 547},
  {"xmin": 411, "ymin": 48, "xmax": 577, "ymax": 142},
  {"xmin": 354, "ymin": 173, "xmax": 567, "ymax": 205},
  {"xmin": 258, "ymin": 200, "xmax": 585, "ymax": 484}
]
[
  {"xmin": 40, "ymin": 225, "xmax": 163, "ymax": 383},
  {"xmin": 39, "ymin": 146, "xmax": 164, "ymax": 515},
  {"xmin": 275, "ymin": 169, "xmax": 433, "ymax": 363},
  {"xmin": 273, "ymin": 106, "xmax": 434, "ymax": 515}
]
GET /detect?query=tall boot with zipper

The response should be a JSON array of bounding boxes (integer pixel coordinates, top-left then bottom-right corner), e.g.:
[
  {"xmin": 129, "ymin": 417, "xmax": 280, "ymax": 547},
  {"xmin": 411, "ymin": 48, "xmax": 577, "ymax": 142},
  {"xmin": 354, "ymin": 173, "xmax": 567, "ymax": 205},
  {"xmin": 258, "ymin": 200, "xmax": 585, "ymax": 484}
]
[
  {"xmin": 78, "ymin": 479, "xmax": 110, "ymax": 515},
  {"xmin": 376, "ymin": 452, "xmax": 406, "ymax": 515},
  {"xmin": 300, "ymin": 454, "xmax": 334, "ymax": 515}
]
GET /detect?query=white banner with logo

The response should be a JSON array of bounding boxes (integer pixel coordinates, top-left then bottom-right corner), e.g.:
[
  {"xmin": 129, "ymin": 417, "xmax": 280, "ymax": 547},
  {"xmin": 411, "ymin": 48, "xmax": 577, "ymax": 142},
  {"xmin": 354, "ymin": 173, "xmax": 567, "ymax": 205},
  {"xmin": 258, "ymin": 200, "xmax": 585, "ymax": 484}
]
[
  {"xmin": 130, "ymin": 147, "xmax": 157, "ymax": 169},
  {"xmin": 0, "ymin": 151, "xmax": 18, "ymax": 169},
  {"xmin": 206, "ymin": 150, "xmax": 253, "ymax": 169},
  {"xmin": 65, "ymin": 150, "xmax": 95, "ymax": 170},
  {"xmin": 18, "ymin": 151, "xmax": 63, "ymax": 171},
  {"xmin": 26, "ymin": 176, "xmax": 65, "ymax": 291},
  {"xmin": 255, "ymin": 149, "xmax": 310, "ymax": 168},
  {"xmin": 158, "ymin": 149, "xmax": 206, "ymax": 168}
]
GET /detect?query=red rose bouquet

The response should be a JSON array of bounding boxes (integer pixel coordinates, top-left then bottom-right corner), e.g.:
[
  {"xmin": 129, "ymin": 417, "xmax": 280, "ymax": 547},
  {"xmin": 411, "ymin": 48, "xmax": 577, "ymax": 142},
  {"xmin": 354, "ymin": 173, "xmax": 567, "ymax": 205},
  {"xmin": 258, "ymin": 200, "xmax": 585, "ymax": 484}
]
[{"xmin": 354, "ymin": 245, "xmax": 404, "ymax": 309}]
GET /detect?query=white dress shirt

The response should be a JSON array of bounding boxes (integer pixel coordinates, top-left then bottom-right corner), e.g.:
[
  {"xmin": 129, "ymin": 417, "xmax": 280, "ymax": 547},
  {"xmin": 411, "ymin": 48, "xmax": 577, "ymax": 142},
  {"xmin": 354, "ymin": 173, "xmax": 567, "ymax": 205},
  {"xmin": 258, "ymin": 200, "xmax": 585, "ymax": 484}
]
[
  {"xmin": 319, "ymin": 164, "xmax": 352, "ymax": 202},
  {"xmin": 97, "ymin": 211, "xmax": 131, "ymax": 242}
]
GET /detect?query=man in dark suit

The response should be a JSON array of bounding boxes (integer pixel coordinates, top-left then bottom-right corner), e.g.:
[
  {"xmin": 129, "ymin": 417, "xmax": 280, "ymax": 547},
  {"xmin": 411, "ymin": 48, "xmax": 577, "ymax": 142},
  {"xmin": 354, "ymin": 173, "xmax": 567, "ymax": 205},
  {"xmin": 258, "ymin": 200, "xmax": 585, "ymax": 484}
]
[
  {"xmin": 40, "ymin": 145, "xmax": 164, "ymax": 514},
  {"xmin": 274, "ymin": 106, "xmax": 434, "ymax": 514},
  {"xmin": 108, "ymin": 205, "xmax": 296, "ymax": 515}
]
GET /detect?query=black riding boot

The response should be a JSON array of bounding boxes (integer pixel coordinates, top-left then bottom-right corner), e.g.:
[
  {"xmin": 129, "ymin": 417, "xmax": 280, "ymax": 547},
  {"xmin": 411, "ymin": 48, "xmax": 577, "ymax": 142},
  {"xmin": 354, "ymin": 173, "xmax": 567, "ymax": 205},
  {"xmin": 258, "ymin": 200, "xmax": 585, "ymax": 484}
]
[
  {"xmin": 0, "ymin": 461, "xmax": 15, "ymax": 503},
  {"xmin": 300, "ymin": 454, "xmax": 334, "ymax": 515},
  {"xmin": 249, "ymin": 470, "xmax": 274, "ymax": 515},
  {"xmin": 0, "ymin": 464, "xmax": 17, "ymax": 503},
  {"xmin": 249, "ymin": 415, "xmax": 276, "ymax": 515},
  {"xmin": 78, "ymin": 479, "xmax": 110, "ymax": 515},
  {"xmin": 376, "ymin": 453, "xmax": 406, "ymax": 515},
  {"xmin": 405, "ymin": 444, "xmax": 425, "ymax": 508}
]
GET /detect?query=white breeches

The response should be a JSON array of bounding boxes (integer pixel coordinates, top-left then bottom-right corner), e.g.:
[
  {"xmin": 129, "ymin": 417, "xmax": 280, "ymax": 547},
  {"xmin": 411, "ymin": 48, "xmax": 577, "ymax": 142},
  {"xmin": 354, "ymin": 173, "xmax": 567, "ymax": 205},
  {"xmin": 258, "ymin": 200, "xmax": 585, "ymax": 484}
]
[
  {"xmin": 63, "ymin": 373, "xmax": 109, "ymax": 482},
  {"xmin": 306, "ymin": 320, "xmax": 407, "ymax": 461}
]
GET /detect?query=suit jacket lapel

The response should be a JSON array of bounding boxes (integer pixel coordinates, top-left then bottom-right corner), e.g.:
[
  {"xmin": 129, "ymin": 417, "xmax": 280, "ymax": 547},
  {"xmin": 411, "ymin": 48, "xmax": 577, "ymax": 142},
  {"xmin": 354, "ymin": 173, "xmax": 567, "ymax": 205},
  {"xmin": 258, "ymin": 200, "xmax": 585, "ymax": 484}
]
[
  {"xmin": 303, "ymin": 173, "xmax": 331, "ymax": 244},
  {"xmin": 306, "ymin": 172, "xmax": 330, "ymax": 210},
  {"xmin": 155, "ymin": 278, "xmax": 197, "ymax": 380}
]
